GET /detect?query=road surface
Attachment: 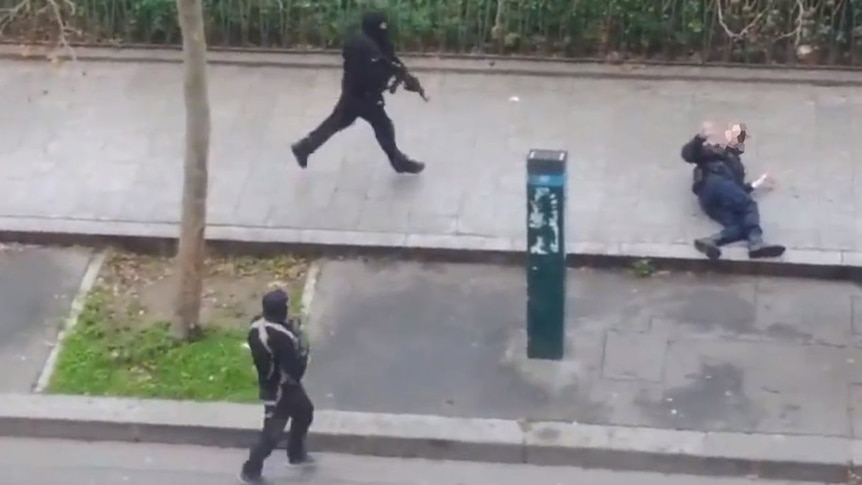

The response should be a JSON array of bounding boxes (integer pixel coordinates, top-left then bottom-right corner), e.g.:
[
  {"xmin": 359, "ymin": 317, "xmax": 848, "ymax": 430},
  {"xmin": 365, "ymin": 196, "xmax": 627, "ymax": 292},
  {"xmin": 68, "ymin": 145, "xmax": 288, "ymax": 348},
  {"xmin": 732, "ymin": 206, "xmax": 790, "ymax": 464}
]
[
  {"xmin": 0, "ymin": 437, "xmax": 817, "ymax": 485},
  {"xmin": 0, "ymin": 245, "xmax": 94, "ymax": 392}
]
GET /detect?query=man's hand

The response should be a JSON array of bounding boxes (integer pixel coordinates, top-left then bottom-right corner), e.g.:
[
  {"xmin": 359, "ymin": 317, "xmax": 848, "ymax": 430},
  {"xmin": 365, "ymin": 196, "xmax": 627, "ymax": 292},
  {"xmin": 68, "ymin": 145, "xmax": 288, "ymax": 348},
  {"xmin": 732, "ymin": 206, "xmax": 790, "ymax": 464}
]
[
  {"xmin": 751, "ymin": 173, "xmax": 775, "ymax": 191},
  {"xmin": 287, "ymin": 316, "xmax": 303, "ymax": 330},
  {"xmin": 702, "ymin": 122, "xmax": 729, "ymax": 148}
]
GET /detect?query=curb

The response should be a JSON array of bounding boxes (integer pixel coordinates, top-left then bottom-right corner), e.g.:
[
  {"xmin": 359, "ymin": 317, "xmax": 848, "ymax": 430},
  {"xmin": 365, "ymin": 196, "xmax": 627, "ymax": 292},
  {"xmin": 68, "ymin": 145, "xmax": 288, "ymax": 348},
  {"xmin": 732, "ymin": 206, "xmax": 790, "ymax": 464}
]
[
  {"xmin": 0, "ymin": 393, "xmax": 856, "ymax": 482},
  {"xmin": 3, "ymin": 44, "xmax": 862, "ymax": 87},
  {"xmin": 0, "ymin": 217, "xmax": 856, "ymax": 280},
  {"xmin": 300, "ymin": 260, "xmax": 321, "ymax": 319}
]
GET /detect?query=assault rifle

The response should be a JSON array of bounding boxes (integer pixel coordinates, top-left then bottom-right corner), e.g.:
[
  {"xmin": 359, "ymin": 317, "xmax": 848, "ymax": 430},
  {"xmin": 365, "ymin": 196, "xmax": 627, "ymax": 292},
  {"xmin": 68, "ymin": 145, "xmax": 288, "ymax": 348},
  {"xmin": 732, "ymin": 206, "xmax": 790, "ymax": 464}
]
[
  {"xmin": 286, "ymin": 316, "xmax": 311, "ymax": 364},
  {"xmin": 386, "ymin": 59, "xmax": 430, "ymax": 102}
]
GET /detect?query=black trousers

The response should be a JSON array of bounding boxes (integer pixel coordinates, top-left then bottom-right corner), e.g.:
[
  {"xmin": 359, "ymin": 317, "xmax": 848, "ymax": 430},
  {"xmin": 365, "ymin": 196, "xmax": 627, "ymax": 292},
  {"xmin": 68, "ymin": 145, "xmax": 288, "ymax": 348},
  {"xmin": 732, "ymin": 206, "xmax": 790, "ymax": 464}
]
[
  {"xmin": 242, "ymin": 383, "xmax": 314, "ymax": 477},
  {"xmin": 697, "ymin": 175, "xmax": 763, "ymax": 245},
  {"xmin": 304, "ymin": 92, "xmax": 404, "ymax": 167}
]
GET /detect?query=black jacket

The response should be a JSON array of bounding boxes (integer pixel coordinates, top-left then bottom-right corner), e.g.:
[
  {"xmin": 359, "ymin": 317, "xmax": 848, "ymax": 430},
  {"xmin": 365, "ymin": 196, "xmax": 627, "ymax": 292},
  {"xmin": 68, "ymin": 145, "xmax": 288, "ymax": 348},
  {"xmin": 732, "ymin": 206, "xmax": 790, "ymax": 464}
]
[
  {"xmin": 341, "ymin": 11, "xmax": 400, "ymax": 99},
  {"xmin": 248, "ymin": 289, "xmax": 309, "ymax": 404},
  {"xmin": 681, "ymin": 134, "xmax": 753, "ymax": 194},
  {"xmin": 247, "ymin": 316, "xmax": 308, "ymax": 403}
]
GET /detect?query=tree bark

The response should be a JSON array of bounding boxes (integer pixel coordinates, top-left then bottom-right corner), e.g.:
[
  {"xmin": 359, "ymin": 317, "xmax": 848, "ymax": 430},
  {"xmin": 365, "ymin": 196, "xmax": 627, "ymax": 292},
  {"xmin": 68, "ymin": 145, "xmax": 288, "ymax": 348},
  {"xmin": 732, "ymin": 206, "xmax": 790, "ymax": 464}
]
[{"xmin": 172, "ymin": 0, "xmax": 210, "ymax": 341}]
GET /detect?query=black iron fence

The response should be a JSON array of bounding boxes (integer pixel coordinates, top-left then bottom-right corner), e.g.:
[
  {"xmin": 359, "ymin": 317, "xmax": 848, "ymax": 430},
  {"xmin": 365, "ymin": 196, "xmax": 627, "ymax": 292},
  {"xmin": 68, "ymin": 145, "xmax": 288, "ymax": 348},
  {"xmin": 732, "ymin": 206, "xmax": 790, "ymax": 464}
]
[{"xmin": 1, "ymin": 0, "xmax": 860, "ymax": 65}]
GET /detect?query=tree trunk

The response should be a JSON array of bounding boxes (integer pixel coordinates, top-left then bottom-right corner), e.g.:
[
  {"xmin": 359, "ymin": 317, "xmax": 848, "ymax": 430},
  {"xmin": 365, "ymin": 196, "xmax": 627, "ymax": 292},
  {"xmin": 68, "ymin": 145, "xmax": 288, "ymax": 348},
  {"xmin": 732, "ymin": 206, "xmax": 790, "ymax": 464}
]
[{"xmin": 172, "ymin": 0, "xmax": 211, "ymax": 341}]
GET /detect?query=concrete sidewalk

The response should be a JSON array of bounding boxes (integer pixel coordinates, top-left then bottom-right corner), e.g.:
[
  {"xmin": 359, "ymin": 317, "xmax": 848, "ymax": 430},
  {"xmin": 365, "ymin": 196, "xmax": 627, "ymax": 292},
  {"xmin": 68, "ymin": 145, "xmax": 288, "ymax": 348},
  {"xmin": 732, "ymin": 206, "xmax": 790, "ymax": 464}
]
[
  {"xmin": 0, "ymin": 54, "xmax": 860, "ymax": 274},
  {"xmin": 304, "ymin": 261, "xmax": 862, "ymax": 439},
  {"xmin": 4, "ymin": 261, "xmax": 862, "ymax": 482}
]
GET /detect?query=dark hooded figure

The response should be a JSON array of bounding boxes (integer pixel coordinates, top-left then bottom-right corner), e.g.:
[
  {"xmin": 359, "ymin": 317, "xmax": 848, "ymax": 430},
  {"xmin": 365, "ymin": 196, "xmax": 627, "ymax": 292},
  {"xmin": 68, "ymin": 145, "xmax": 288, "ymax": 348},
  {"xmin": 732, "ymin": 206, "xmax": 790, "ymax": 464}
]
[
  {"xmin": 681, "ymin": 123, "xmax": 785, "ymax": 261},
  {"xmin": 240, "ymin": 289, "xmax": 314, "ymax": 484},
  {"xmin": 290, "ymin": 10, "xmax": 425, "ymax": 174}
]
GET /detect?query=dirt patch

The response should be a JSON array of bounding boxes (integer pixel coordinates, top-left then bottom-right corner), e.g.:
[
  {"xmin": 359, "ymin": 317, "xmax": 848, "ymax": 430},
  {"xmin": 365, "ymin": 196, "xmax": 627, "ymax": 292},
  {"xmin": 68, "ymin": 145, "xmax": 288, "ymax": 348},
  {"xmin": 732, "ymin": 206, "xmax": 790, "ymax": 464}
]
[{"xmin": 99, "ymin": 250, "xmax": 309, "ymax": 330}]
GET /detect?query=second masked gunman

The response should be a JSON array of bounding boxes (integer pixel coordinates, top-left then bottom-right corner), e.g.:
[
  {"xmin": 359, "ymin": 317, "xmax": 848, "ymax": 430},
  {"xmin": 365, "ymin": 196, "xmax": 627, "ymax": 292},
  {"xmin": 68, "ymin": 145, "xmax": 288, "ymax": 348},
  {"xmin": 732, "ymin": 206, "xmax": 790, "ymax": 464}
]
[
  {"xmin": 290, "ymin": 10, "xmax": 426, "ymax": 174},
  {"xmin": 239, "ymin": 289, "xmax": 314, "ymax": 484},
  {"xmin": 681, "ymin": 122, "xmax": 785, "ymax": 261}
]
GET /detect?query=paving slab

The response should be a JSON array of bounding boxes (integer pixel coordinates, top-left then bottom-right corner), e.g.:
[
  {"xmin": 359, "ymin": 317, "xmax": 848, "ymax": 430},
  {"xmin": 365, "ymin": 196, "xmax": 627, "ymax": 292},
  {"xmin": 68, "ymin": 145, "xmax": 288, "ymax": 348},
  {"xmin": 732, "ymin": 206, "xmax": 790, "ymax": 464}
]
[
  {"xmin": 0, "ymin": 55, "xmax": 859, "ymax": 275},
  {"xmin": 0, "ymin": 245, "xmax": 93, "ymax": 392},
  {"xmin": 305, "ymin": 259, "xmax": 862, "ymax": 439}
]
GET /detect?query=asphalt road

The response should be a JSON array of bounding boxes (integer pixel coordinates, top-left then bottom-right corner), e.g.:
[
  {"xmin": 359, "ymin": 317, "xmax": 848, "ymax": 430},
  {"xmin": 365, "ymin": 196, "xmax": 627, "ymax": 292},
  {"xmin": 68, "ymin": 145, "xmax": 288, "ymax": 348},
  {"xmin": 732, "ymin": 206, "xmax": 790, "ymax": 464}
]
[
  {"xmin": 0, "ymin": 438, "xmax": 819, "ymax": 485},
  {"xmin": 0, "ymin": 245, "xmax": 94, "ymax": 392}
]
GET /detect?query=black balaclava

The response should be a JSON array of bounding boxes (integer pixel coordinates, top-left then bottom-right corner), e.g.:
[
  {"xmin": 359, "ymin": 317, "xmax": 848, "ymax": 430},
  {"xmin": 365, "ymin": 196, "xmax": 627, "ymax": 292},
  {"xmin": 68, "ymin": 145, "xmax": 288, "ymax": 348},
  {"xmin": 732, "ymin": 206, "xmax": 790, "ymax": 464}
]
[
  {"xmin": 361, "ymin": 10, "xmax": 394, "ymax": 56},
  {"xmin": 261, "ymin": 289, "xmax": 289, "ymax": 324}
]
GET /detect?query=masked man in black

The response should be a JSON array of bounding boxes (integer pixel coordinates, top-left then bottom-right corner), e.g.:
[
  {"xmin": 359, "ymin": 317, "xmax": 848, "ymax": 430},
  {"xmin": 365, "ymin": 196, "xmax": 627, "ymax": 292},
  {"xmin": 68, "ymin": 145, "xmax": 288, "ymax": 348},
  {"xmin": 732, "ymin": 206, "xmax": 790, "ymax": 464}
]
[
  {"xmin": 681, "ymin": 122, "xmax": 785, "ymax": 261},
  {"xmin": 239, "ymin": 289, "xmax": 314, "ymax": 484},
  {"xmin": 290, "ymin": 10, "xmax": 425, "ymax": 174}
]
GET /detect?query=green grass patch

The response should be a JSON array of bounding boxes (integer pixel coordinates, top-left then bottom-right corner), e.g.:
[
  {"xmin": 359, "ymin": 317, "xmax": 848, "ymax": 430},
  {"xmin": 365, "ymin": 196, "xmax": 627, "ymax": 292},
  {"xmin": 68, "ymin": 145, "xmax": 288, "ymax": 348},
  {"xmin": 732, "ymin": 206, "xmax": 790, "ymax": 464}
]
[
  {"xmin": 47, "ymin": 251, "xmax": 309, "ymax": 402},
  {"xmin": 49, "ymin": 287, "xmax": 258, "ymax": 402}
]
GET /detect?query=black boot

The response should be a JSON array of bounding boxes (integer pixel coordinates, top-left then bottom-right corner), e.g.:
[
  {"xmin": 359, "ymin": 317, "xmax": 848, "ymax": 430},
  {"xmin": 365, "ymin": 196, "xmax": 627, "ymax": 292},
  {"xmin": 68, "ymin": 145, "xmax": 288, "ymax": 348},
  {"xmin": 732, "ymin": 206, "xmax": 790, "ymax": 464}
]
[
  {"xmin": 693, "ymin": 234, "xmax": 722, "ymax": 260},
  {"xmin": 392, "ymin": 154, "xmax": 425, "ymax": 174},
  {"xmin": 748, "ymin": 233, "xmax": 785, "ymax": 259},
  {"xmin": 287, "ymin": 440, "xmax": 316, "ymax": 468},
  {"xmin": 291, "ymin": 139, "xmax": 312, "ymax": 169},
  {"xmin": 749, "ymin": 242, "xmax": 785, "ymax": 259},
  {"xmin": 238, "ymin": 471, "xmax": 265, "ymax": 484},
  {"xmin": 239, "ymin": 462, "xmax": 264, "ymax": 484},
  {"xmin": 287, "ymin": 453, "xmax": 317, "ymax": 468}
]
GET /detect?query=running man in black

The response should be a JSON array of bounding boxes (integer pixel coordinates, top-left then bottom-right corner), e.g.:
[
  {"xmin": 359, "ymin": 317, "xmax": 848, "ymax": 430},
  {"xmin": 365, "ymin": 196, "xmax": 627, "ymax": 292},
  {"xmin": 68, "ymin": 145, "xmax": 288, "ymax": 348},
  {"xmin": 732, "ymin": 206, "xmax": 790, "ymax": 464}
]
[{"xmin": 290, "ymin": 10, "xmax": 425, "ymax": 174}]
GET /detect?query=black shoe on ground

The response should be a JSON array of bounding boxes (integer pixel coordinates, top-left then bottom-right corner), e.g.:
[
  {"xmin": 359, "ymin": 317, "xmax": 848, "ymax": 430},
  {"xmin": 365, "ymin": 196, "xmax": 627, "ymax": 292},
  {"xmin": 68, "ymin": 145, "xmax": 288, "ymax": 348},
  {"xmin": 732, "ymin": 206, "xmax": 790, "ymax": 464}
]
[
  {"xmin": 291, "ymin": 142, "xmax": 310, "ymax": 169},
  {"xmin": 238, "ymin": 471, "xmax": 265, "ymax": 484},
  {"xmin": 287, "ymin": 453, "xmax": 317, "ymax": 468},
  {"xmin": 748, "ymin": 242, "xmax": 785, "ymax": 259},
  {"xmin": 694, "ymin": 237, "xmax": 721, "ymax": 260},
  {"xmin": 393, "ymin": 158, "xmax": 425, "ymax": 174}
]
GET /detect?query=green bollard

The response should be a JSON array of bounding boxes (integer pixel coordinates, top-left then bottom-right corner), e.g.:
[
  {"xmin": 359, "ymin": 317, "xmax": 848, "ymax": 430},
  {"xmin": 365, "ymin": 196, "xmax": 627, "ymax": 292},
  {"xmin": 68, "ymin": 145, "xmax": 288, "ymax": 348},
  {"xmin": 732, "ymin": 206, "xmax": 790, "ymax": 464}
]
[{"xmin": 525, "ymin": 149, "xmax": 567, "ymax": 360}]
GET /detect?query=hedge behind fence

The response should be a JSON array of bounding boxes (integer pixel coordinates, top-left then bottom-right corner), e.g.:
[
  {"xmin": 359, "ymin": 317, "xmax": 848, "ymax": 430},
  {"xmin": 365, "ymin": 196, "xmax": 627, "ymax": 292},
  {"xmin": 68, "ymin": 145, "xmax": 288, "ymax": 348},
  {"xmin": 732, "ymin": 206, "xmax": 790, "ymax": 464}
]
[{"xmin": 1, "ymin": 0, "xmax": 861, "ymax": 65}]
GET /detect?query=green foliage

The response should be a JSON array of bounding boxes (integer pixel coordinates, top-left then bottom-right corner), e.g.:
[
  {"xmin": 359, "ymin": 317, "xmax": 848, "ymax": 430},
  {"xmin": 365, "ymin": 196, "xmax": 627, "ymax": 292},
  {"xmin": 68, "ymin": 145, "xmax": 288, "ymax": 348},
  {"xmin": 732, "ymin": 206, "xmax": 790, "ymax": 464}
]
[
  {"xmin": 5, "ymin": 0, "xmax": 862, "ymax": 64},
  {"xmin": 632, "ymin": 258, "xmax": 656, "ymax": 278},
  {"xmin": 49, "ymin": 287, "xmax": 258, "ymax": 402}
]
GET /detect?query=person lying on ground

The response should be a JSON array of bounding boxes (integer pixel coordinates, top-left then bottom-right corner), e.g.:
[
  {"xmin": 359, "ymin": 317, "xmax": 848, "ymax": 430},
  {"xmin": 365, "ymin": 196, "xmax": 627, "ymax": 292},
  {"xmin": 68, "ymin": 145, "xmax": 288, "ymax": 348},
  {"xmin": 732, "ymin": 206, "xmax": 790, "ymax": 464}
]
[{"xmin": 680, "ymin": 121, "xmax": 785, "ymax": 261}]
